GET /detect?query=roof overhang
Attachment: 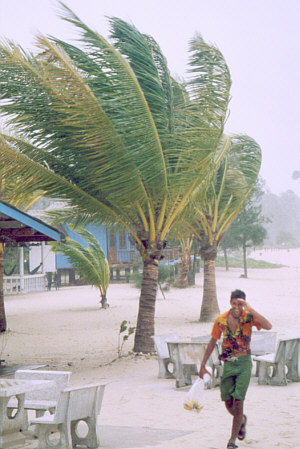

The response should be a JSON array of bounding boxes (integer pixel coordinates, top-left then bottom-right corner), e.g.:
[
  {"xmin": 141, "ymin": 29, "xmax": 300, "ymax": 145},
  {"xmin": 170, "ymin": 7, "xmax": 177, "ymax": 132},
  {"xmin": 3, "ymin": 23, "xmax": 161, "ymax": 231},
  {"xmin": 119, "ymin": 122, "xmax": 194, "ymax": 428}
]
[{"xmin": 0, "ymin": 199, "xmax": 63, "ymax": 244}]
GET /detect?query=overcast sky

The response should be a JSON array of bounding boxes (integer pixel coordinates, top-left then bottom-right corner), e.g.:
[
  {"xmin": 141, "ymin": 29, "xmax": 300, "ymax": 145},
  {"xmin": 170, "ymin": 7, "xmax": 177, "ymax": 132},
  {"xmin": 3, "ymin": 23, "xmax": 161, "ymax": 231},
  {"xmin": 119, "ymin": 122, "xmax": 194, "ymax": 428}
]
[{"xmin": 1, "ymin": 0, "xmax": 299, "ymax": 196}]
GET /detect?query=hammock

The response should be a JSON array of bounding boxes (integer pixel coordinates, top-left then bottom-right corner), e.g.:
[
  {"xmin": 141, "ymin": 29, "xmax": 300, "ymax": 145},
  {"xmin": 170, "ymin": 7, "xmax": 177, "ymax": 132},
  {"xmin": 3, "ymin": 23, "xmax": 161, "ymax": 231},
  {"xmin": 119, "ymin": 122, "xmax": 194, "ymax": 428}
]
[
  {"xmin": 4, "ymin": 264, "xmax": 17, "ymax": 276},
  {"xmin": 29, "ymin": 263, "xmax": 43, "ymax": 275},
  {"xmin": 4, "ymin": 262, "xmax": 43, "ymax": 276}
]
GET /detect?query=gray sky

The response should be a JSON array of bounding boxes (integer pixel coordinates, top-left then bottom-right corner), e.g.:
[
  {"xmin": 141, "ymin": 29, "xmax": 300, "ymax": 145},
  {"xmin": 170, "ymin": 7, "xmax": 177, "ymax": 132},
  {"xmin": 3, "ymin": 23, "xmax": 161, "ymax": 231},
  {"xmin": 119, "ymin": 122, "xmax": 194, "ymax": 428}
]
[{"xmin": 1, "ymin": 0, "xmax": 299, "ymax": 196}]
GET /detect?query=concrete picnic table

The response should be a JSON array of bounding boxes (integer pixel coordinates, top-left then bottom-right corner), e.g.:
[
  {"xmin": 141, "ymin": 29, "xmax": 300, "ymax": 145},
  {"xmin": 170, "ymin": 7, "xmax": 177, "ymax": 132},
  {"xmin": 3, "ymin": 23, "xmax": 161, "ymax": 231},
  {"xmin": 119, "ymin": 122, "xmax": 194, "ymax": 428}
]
[
  {"xmin": 166, "ymin": 336, "xmax": 221, "ymax": 388},
  {"xmin": 0, "ymin": 378, "xmax": 53, "ymax": 449}
]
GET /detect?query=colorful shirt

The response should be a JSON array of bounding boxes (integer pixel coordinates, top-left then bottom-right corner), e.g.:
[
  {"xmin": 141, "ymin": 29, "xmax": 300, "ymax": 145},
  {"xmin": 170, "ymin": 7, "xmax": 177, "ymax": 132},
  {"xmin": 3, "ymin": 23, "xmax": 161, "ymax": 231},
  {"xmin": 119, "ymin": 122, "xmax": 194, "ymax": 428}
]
[{"xmin": 211, "ymin": 309, "xmax": 261, "ymax": 361}]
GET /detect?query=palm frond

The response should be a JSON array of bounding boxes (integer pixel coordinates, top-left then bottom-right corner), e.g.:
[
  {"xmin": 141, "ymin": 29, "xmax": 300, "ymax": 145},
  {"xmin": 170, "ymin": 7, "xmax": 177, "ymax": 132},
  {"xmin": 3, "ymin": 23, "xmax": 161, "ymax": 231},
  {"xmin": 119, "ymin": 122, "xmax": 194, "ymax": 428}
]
[
  {"xmin": 0, "ymin": 5, "xmax": 238, "ymax": 253},
  {"xmin": 51, "ymin": 227, "xmax": 110, "ymax": 293},
  {"xmin": 55, "ymin": 3, "xmax": 168, "ymax": 198},
  {"xmin": 109, "ymin": 18, "xmax": 169, "ymax": 138},
  {"xmin": 187, "ymin": 33, "xmax": 231, "ymax": 131},
  {"xmin": 0, "ymin": 136, "xmax": 142, "ymax": 243}
]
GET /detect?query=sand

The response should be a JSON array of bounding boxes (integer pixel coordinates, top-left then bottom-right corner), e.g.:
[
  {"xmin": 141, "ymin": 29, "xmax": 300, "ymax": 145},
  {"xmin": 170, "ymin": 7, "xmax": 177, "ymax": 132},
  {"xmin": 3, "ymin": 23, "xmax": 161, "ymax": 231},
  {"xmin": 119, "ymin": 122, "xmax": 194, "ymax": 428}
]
[{"xmin": 1, "ymin": 248, "xmax": 300, "ymax": 449}]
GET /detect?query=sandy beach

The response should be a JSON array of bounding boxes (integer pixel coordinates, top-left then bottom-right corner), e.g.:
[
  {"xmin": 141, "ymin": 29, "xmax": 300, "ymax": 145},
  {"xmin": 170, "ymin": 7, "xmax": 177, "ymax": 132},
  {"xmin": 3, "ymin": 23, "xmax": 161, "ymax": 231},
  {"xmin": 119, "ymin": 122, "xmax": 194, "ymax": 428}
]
[{"xmin": 1, "ymin": 248, "xmax": 300, "ymax": 449}]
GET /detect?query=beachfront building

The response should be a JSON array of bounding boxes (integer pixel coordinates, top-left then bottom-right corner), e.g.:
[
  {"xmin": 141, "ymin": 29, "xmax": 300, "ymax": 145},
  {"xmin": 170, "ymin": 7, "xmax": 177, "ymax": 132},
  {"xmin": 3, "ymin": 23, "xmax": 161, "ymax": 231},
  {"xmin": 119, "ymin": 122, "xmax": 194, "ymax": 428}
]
[
  {"xmin": 4, "ymin": 222, "xmax": 139, "ymax": 293},
  {"xmin": 55, "ymin": 224, "xmax": 139, "ymax": 286},
  {"xmin": 0, "ymin": 199, "xmax": 63, "ymax": 295},
  {"xmin": 3, "ymin": 197, "xmax": 181, "ymax": 293}
]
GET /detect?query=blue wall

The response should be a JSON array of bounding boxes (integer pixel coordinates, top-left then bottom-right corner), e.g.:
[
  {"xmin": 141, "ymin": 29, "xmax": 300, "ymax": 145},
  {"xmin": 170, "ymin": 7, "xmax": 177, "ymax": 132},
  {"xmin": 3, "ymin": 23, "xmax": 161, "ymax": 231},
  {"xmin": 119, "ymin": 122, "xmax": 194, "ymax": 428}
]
[
  {"xmin": 56, "ymin": 224, "xmax": 108, "ymax": 269},
  {"xmin": 56, "ymin": 225, "xmax": 133, "ymax": 269}
]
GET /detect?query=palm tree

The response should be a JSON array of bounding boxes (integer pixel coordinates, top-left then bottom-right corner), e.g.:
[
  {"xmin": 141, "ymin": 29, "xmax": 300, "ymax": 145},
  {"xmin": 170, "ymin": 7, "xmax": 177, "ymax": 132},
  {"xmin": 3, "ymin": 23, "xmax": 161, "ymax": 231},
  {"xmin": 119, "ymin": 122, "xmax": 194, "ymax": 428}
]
[
  {"xmin": 0, "ymin": 5, "xmax": 231, "ymax": 351},
  {"xmin": 51, "ymin": 227, "xmax": 110, "ymax": 308},
  {"xmin": 186, "ymin": 135, "xmax": 262, "ymax": 321}
]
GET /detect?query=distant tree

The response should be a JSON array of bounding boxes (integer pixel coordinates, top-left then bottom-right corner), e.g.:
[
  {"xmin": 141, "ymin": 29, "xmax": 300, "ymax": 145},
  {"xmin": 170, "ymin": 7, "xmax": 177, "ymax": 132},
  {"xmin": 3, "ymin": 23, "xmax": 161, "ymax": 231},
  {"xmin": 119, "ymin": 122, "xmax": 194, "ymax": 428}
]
[
  {"xmin": 275, "ymin": 230, "xmax": 297, "ymax": 248},
  {"xmin": 51, "ymin": 227, "xmax": 110, "ymax": 308},
  {"xmin": 177, "ymin": 237, "xmax": 193, "ymax": 288},
  {"xmin": 261, "ymin": 189, "xmax": 300, "ymax": 245},
  {"xmin": 224, "ymin": 180, "xmax": 268, "ymax": 277},
  {"xmin": 219, "ymin": 230, "xmax": 238, "ymax": 271},
  {"xmin": 227, "ymin": 207, "xmax": 267, "ymax": 277}
]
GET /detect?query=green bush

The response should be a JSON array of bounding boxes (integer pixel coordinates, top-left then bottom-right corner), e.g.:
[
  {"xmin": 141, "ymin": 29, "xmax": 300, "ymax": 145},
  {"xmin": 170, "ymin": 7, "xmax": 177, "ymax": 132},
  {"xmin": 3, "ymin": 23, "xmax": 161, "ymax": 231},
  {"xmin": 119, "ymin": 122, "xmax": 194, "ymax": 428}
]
[{"xmin": 130, "ymin": 264, "xmax": 176, "ymax": 289}]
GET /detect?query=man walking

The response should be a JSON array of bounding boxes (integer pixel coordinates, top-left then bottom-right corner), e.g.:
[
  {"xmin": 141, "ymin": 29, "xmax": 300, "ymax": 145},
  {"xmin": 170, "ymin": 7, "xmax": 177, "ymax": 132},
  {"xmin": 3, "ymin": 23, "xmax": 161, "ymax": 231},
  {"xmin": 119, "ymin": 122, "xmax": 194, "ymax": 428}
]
[{"xmin": 199, "ymin": 289, "xmax": 272, "ymax": 449}]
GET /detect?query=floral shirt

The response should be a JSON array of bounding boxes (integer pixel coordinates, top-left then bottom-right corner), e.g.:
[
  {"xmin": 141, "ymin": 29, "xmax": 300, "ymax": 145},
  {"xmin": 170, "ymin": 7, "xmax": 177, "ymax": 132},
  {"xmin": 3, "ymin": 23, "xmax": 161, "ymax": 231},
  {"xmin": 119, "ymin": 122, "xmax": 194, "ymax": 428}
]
[{"xmin": 211, "ymin": 309, "xmax": 261, "ymax": 361}]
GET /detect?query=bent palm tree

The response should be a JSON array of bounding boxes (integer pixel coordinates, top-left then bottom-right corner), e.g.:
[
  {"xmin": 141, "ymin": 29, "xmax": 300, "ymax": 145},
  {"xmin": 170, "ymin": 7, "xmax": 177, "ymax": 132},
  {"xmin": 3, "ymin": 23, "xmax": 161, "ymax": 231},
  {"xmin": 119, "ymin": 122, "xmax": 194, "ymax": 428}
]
[
  {"xmin": 0, "ymin": 4, "xmax": 231, "ymax": 350},
  {"xmin": 187, "ymin": 135, "xmax": 262, "ymax": 321},
  {"xmin": 51, "ymin": 227, "xmax": 110, "ymax": 308}
]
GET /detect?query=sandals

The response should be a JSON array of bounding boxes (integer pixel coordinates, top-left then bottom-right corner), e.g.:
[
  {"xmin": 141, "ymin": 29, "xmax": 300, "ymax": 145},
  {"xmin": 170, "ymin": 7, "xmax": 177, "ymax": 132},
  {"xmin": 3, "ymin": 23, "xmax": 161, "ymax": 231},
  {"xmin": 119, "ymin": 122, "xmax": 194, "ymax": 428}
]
[
  {"xmin": 226, "ymin": 414, "xmax": 247, "ymax": 448},
  {"xmin": 238, "ymin": 414, "xmax": 247, "ymax": 440}
]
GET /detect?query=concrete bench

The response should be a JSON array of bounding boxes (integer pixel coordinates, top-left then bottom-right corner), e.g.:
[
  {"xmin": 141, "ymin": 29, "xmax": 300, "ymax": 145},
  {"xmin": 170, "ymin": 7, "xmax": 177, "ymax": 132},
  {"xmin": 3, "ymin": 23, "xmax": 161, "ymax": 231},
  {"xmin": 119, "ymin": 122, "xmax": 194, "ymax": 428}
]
[
  {"xmin": 152, "ymin": 333, "xmax": 179, "ymax": 378},
  {"xmin": 251, "ymin": 331, "xmax": 277, "ymax": 356},
  {"xmin": 31, "ymin": 383, "xmax": 106, "ymax": 449},
  {"xmin": 8, "ymin": 369, "xmax": 71, "ymax": 418},
  {"xmin": 251, "ymin": 331, "xmax": 277, "ymax": 376},
  {"xmin": 191, "ymin": 336, "xmax": 222, "ymax": 389},
  {"xmin": 167, "ymin": 338, "xmax": 221, "ymax": 388},
  {"xmin": 253, "ymin": 337, "xmax": 300, "ymax": 385}
]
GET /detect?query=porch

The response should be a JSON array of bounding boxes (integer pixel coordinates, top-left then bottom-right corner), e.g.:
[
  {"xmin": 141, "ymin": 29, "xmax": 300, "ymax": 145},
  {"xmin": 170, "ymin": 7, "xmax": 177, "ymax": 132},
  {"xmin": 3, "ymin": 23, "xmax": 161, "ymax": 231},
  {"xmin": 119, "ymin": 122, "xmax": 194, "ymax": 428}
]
[
  {"xmin": 108, "ymin": 250, "xmax": 139, "ymax": 282},
  {"xmin": 4, "ymin": 274, "xmax": 46, "ymax": 295}
]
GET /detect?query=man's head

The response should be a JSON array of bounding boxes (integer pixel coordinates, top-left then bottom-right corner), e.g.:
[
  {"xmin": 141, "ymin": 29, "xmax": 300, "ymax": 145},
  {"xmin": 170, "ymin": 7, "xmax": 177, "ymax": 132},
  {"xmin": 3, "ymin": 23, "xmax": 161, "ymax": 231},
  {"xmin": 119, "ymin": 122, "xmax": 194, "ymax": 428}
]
[
  {"xmin": 230, "ymin": 289, "xmax": 246, "ymax": 302},
  {"xmin": 230, "ymin": 289, "xmax": 246, "ymax": 318}
]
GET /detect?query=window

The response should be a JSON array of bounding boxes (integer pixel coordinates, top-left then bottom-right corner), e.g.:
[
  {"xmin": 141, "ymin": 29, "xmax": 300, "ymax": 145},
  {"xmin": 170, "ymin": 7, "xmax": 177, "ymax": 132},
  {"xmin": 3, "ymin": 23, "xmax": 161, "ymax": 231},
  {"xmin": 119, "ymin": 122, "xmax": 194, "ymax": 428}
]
[{"xmin": 119, "ymin": 231, "xmax": 127, "ymax": 249}]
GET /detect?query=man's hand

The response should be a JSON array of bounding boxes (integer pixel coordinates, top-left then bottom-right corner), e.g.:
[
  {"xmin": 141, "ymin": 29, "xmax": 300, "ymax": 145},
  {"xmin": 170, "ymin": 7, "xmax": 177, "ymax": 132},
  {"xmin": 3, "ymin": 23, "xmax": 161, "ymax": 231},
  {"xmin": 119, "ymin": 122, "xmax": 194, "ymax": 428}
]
[
  {"xmin": 237, "ymin": 298, "xmax": 252, "ymax": 311},
  {"xmin": 237, "ymin": 298, "xmax": 272, "ymax": 330},
  {"xmin": 199, "ymin": 364, "xmax": 211, "ymax": 379}
]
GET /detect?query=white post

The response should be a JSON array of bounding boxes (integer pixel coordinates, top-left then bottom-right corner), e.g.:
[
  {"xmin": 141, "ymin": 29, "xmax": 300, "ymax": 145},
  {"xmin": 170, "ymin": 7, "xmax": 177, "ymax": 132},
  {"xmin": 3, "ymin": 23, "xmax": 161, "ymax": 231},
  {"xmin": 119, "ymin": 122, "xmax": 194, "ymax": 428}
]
[
  {"xmin": 19, "ymin": 247, "xmax": 24, "ymax": 292},
  {"xmin": 41, "ymin": 242, "xmax": 45, "ymax": 274}
]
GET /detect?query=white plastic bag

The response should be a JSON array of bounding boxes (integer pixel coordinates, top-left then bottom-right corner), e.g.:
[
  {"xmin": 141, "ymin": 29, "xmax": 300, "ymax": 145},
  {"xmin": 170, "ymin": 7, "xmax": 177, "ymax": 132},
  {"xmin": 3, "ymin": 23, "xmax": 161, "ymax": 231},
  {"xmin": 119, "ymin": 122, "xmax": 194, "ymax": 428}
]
[
  {"xmin": 183, "ymin": 378, "xmax": 205, "ymax": 413},
  {"xmin": 183, "ymin": 367, "xmax": 212, "ymax": 413}
]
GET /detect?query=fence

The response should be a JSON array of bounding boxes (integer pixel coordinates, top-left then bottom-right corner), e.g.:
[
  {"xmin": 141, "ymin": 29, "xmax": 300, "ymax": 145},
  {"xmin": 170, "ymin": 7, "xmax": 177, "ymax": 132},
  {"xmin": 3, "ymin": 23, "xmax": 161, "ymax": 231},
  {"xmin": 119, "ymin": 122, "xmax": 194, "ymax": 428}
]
[{"xmin": 4, "ymin": 274, "xmax": 46, "ymax": 295}]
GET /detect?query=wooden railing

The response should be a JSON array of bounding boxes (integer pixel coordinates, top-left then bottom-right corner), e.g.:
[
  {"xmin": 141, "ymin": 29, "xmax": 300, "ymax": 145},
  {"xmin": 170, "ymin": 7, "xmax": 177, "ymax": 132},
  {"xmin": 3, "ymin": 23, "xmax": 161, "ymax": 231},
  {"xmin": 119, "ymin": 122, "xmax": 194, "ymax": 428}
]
[
  {"xmin": 162, "ymin": 248, "xmax": 181, "ymax": 263},
  {"xmin": 108, "ymin": 250, "xmax": 138, "ymax": 265},
  {"xmin": 108, "ymin": 248, "xmax": 181, "ymax": 266}
]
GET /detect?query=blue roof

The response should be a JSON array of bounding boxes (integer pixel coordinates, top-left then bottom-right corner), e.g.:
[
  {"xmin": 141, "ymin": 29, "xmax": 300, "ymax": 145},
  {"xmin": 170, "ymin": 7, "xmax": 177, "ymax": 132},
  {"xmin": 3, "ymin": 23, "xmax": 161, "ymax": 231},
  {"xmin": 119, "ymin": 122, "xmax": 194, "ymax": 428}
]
[{"xmin": 0, "ymin": 199, "xmax": 63, "ymax": 243}]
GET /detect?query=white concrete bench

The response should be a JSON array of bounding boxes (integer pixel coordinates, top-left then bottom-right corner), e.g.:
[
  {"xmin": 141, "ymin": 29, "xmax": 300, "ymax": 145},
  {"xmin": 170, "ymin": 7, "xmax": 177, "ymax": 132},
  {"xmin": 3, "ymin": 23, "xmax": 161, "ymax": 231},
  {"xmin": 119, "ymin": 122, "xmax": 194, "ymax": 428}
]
[
  {"xmin": 251, "ymin": 331, "xmax": 277, "ymax": 376},
  {"xmin": 251, "ymin": 331, "xmax": 277, "ymax": 356},
  {"xmin": 191, "ymin": 336, "xmax": 222, "ymax": 389},
  {"xmin": 167, "ymin": 338, "xmax": 221, "ymax": 388},
  {"xmin": 253, "ymin": 337, "xmax": 300, "ymax": 385},
  {"xmin": 31, "ymin": 383, "xmax": 106, "ymax": 449},
  {"xmin": 152, "ymin": 333, "xmax": 179, "ymax": 378},
  {"xmin": 8, "ymin": 369, "xmax": 71, "ymax": 417}
]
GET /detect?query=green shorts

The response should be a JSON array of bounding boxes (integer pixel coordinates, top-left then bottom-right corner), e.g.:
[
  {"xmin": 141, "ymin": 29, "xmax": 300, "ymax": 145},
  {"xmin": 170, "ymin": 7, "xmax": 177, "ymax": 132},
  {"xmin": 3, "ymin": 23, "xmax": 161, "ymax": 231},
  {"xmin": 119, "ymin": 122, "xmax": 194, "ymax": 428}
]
[{"xmin": 220, "ymin": 354, "xmax": 252, "ymax": 401}]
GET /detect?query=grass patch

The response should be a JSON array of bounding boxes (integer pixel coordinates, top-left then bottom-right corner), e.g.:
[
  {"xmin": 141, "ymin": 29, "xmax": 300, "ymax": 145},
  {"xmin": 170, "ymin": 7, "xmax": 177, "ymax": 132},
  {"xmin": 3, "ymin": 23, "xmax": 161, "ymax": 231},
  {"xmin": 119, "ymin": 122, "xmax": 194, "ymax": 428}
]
[{"xmin": 215, "ymin": 256, "xmax": 285, "ymax": 269}]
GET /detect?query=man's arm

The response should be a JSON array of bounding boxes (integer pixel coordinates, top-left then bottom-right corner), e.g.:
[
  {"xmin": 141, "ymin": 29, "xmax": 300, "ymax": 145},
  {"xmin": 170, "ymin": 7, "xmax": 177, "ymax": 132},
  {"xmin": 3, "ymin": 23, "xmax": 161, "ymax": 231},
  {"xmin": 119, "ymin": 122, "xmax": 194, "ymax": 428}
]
[
  {"xmin": 238, "ymin": 299, "xmax": 272, "ymax": 330},
  {"xmin": 199, "ymin": 337, "xmax": 217, "ymax": 378}
]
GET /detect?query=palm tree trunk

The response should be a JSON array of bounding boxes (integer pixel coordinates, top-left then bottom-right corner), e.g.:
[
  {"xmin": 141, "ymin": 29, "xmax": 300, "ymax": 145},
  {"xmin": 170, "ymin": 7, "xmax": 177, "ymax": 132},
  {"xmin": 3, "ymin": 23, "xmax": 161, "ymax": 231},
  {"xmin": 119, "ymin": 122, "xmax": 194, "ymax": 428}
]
[
  {"xmin": 100, "ymin": 294, "xmax": 109, "ymax": 309},
  {"xmin": 188, "ymin": 244, "xmax": 198, "ymax": 285},
  {"xmin": 223, "ymin": 247, "xmax": 229, "ymax": 271},
  {"xmin": 177, "ymin": 258, "xmax": 189, "ymax": 288},
  {"xmin": 0, "ymin": 243, "xmax": 7, "ymax": 332},
  {"xmin": 133, "ymin": 259, "xmax": 159, "ymax": 353},
  {"xmin": 242, "ymin": 242, "xmax": 248, "ymax": 278},
  {"xmin": 199, "ymin": 256, "xmax": 220, "ymax": 322}
]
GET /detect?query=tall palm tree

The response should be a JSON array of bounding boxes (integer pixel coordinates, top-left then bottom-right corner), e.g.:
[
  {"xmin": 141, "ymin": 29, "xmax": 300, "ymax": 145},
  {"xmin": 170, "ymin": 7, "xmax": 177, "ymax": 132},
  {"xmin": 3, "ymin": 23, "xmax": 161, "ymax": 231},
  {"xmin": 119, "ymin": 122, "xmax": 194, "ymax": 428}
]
[
  {"xmin": 0, "ymin": 5, "xmax": 231, "ymax": 351},
  {"xmin": 186, "ymin": 135, "xmax": 262, "ymax": 321}
]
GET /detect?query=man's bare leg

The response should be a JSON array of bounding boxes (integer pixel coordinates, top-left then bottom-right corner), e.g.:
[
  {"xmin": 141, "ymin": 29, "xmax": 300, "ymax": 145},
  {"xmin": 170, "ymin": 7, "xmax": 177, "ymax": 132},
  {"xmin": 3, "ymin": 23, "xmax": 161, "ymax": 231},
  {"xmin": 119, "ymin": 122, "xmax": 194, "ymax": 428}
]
[{"xmin": 225, "ymin": 398, "xmax": 244, "ymax": 445}]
